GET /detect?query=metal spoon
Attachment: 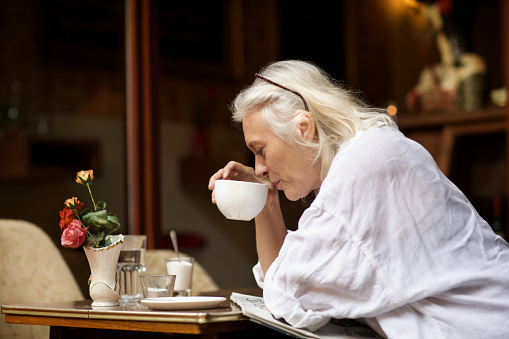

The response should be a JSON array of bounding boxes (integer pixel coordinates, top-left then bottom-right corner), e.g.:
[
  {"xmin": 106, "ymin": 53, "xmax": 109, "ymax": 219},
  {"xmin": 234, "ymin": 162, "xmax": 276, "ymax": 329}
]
[{"xmin": 170, "ymin": 230, "xmax": 179, "ymax": 259}]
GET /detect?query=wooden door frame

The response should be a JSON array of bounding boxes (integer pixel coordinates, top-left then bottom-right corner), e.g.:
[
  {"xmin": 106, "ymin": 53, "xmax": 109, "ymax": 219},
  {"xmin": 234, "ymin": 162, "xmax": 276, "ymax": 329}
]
[{"xmin": 125, "ymin": 0, "xmax": 162, "ymax": 249}]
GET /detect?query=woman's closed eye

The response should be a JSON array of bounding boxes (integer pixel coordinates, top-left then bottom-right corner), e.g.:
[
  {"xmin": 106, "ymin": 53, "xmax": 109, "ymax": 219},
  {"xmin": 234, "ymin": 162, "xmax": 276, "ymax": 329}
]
[{"xmin": 256, "ymin": 148, "xmax": 263, "ymax": 156}]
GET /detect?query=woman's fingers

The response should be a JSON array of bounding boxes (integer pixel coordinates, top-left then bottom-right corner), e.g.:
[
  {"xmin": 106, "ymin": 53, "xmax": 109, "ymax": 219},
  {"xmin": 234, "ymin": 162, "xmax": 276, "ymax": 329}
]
[
  {"xmin": 209, "ymin": 161, "xmax": 256, "ymax": 204},
  {"xmin": 208, "ymin": 168, "xmax": 225, "ymax": 190},
  {"xmin": 209, "ymin": 161, "xmax": 274, "ymax": 205},
  {"xmin": 208, "ymin": 161, "xmax": 238, "ymax": 190}
]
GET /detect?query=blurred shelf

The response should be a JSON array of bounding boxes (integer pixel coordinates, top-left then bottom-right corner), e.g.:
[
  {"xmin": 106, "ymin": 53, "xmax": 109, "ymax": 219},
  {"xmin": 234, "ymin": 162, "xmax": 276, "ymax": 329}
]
[
  {"xmin": 397, "ymin": 107, "xmax": 507, "ymax": 177},
  {"xmin": 396, "ymin": 106, "xmax": 506, "ymax": 130}
]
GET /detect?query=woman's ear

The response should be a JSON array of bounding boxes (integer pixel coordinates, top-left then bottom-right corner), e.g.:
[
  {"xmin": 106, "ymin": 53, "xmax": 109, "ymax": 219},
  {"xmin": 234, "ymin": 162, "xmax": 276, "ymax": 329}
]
[{"xmin": 295, "ymin": 110, "xmax": 316, "ymax": 141}]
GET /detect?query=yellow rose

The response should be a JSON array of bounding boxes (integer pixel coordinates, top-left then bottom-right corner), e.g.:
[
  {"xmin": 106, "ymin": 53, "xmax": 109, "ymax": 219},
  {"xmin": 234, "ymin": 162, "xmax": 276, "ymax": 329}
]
[
  {"xmin": 65, "ymin": 197, "xmax": 80, "ymax": 209},
  {"xmin": 76, "ymin": 170, "xmax": 94, "ymax": 184}
]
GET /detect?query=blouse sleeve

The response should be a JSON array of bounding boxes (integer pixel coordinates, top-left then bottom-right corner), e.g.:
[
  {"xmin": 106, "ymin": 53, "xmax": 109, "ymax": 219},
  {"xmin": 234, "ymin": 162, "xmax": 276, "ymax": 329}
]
[
  {"xmin": 252, "ymin": 261, "xmax": 265, "ymax": 289},
  {"xmin": 259, "ymin": 126, "xmax": 487, "ymax": 331},
  {"xmin": 262, "ymin": 205, "xmax": 396, "ymax": 331}
]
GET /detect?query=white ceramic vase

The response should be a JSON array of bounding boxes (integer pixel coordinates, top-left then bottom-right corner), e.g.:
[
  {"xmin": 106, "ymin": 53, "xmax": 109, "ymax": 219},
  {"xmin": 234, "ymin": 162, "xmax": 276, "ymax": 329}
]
[{"xmin": 83, "ymin": 234, "xmax": 124, "ymax": 306}]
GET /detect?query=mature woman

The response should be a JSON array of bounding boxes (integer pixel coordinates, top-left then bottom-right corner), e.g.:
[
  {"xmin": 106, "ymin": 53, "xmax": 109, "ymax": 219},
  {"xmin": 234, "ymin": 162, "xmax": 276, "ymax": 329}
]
[{"xmin": 208, "ymin": 60, "xmax": 509, "ymax": 338}]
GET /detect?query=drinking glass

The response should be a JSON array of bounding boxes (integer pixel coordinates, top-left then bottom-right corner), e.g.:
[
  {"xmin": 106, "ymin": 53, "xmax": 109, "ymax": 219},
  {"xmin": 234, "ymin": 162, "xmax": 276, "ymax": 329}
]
[
  {"xmin": 117, "ymin": 235, "xmax": 147, "ymax": 303},
  {"xmin": 165, "ymin": 257, "xmax": 194, "ymax": 296},
  {"xmin": 140, "ymin": 274, "xmax": 176, "ymax": 298}
]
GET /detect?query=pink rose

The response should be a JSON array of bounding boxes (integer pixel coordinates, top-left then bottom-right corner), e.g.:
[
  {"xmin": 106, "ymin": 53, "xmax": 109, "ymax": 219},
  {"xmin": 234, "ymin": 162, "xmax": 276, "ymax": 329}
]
[{"xmin": 61, "ymin": 220, "xmax": 88, "ymax": 249}]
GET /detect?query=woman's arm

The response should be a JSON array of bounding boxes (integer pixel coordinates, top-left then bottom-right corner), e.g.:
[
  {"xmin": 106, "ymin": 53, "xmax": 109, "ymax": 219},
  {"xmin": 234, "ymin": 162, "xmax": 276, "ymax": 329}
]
[
  {"xmin": 254, "ymin": 192, "xmax": 287, "ymax": 274},
  {"xmin": 209, "ymin": 161, "xmax": 287, "ymax": 274}
]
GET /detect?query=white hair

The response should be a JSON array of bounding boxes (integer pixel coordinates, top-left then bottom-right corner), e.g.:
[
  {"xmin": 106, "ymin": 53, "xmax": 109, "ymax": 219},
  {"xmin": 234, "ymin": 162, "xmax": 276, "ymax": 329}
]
[{"xmin": 231, "ymin": 60, "xmax": 395, "ymax": 179}]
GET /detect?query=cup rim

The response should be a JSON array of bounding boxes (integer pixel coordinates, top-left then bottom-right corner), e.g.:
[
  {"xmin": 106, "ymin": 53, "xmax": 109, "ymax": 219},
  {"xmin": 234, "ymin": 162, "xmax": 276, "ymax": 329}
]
[
  {"xmin": 215, "ymin": 179, "xmax": 267, "ymax": 187},
  {"xmin": 140, "ymin": 274, "xmax": 176, "ymax": 278},
  {"xmin": 164, "ymin": 257, "xmax": 194, "ymax": 264}
]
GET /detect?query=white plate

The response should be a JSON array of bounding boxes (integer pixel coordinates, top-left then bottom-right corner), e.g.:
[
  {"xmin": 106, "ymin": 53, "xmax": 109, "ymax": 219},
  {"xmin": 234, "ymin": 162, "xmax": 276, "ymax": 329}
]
[{"xmin": 141, "ymin": 296, "xmax": 227, "ymax": 310}]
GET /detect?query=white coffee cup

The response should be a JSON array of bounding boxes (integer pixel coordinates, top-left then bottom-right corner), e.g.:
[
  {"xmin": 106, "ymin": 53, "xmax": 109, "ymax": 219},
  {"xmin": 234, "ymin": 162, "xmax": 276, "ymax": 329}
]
[{"xmin": 214, "ymin": 179, "xmax": 268, "ymax": 221}]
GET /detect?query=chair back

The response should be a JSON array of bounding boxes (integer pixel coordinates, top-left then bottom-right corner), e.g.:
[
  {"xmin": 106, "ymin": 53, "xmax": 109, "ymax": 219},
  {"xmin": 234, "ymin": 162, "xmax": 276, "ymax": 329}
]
[
  {"xmin": 145, "ymin": 249, "xmax": 219, "ymax": 293},
  {"xmin": 0, "ymin": 219, "xmax": 83, "ymax": 339}
]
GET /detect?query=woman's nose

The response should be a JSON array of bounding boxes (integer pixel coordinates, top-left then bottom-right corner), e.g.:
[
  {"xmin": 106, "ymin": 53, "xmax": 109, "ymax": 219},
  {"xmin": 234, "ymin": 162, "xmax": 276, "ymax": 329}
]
[{"xmin": 254, "ymin": 158, "xmax": 269, "ymax": 178}]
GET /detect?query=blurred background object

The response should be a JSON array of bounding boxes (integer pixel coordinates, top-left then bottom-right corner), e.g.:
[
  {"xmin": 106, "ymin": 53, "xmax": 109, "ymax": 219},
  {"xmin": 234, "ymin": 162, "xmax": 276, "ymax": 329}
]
[{"xmin": 0, "ymin": 0, "xmax": 506, "ymax": 297}]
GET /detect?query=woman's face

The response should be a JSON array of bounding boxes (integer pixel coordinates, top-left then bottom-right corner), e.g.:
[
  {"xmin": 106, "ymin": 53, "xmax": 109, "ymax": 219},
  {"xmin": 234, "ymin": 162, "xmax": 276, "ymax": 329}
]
[{"xmin": 242, "ymin": 110, "xmax": 321, "ymax": 201}]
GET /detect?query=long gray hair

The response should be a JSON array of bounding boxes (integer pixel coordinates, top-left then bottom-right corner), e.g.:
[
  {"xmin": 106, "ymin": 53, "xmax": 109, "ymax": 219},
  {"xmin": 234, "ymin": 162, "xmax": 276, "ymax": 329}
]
[{"xmin": 231, "ymin": 60, "xmax": 394, "ymax": 179}]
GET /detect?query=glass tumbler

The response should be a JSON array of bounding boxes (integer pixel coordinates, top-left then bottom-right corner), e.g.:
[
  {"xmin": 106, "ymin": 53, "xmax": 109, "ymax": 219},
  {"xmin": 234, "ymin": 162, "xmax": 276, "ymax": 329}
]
[
  {"xmin": 165, "ymin": 257, "xmax": 194, "ymax": 296},
  {"xmin": 117, "ymin": 235, "xmax": 147, "ymax": 303}
]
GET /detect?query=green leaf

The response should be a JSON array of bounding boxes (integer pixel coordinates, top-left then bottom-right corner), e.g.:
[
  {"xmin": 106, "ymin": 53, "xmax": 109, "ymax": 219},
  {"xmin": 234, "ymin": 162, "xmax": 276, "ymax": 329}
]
[
  {"xmin": 106, "ymin": 226, "xmax": 119, "ymax": 236},
  {"xmin": 108, "ymin": 215, "xmax": 120, "ymax": 225},
  {"xmin": 97, "ymin": 201, "xmax": 106, "ymax": 210},
  {"xmin": 103, "ymin": 237, "xmax": 112, "ymax": 247},
  {"xmin": 95, "ymin": 231, "xmax": 105, "ymax": 247},
  {"xmin": 86, "ymin": 234, "xmax": 99, "ymax": 247},
  {"xmin": 82, "ymin": 210, "xmax": 109, "ymax": 228},
  {"xmin": 79, "ymin": 208, "xmax": 92, "ymax": 218}
]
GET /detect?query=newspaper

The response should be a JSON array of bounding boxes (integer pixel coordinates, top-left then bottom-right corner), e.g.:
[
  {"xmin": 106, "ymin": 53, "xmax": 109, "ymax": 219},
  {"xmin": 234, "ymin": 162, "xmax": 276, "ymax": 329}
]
[{"xmin": 230, "ymin": 293, "xmax": 383, "ymax": 339}]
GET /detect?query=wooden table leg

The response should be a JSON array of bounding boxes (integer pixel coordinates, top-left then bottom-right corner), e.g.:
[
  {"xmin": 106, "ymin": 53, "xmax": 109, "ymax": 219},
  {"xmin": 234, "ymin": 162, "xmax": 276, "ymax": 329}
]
[{"xmin": 49, "ymin": 326, "xmax": 62, "ymax": 339}]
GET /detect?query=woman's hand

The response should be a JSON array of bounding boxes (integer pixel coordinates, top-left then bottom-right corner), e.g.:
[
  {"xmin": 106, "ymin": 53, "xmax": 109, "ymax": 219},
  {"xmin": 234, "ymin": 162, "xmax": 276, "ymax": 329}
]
[
  {"xmin": 209, "ymin": 161, "xmax": 285, "ymax": 274},
  {"xmin": 208, "ymin": 161, "xmax": 256, "ymax": 204}
]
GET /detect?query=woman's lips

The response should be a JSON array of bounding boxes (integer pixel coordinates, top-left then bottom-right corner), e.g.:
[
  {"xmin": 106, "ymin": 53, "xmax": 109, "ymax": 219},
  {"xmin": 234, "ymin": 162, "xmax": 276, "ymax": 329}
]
[{"xmin": 272, "ymin": 180, "xmax": 281, "ymax": 189}]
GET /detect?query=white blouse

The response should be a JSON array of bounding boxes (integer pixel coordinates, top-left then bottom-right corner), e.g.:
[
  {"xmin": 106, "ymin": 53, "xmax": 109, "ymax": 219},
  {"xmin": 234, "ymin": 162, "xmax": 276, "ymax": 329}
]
[{"xmin": 254, "ymin": 125, "xmax": 509, "ymax": 339}]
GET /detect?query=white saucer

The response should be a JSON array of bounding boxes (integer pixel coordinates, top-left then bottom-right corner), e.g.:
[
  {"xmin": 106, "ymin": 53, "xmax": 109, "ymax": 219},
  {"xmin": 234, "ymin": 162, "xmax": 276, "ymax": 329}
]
[{"xmin": 141, "ymin": 296, "xmax": 227, "ymax": 310}]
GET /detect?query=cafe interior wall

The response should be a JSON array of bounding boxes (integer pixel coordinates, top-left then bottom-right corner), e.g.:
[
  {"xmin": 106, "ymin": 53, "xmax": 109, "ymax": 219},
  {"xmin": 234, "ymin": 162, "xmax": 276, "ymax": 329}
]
[
  {"xmin": 0, "ymin": 0, "xmax": 504, "ymax": 295},
  {"xmin": 0, "ymin": 0, "xmax": 291, "ymax": 295}
]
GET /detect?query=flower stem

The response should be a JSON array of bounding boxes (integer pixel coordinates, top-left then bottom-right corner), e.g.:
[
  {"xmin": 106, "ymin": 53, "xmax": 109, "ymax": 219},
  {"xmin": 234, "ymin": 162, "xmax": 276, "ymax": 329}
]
[
  {"xmin": 86, "ymin": 183, "xmax": 97, "ymax": 211},
  {"xmin": 106, "ymin": 226, "xmax": 119, "ymax": 236},
  {"xmin": 74, "ymin": 209, "xmax": 82, "ymax": 224}
]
